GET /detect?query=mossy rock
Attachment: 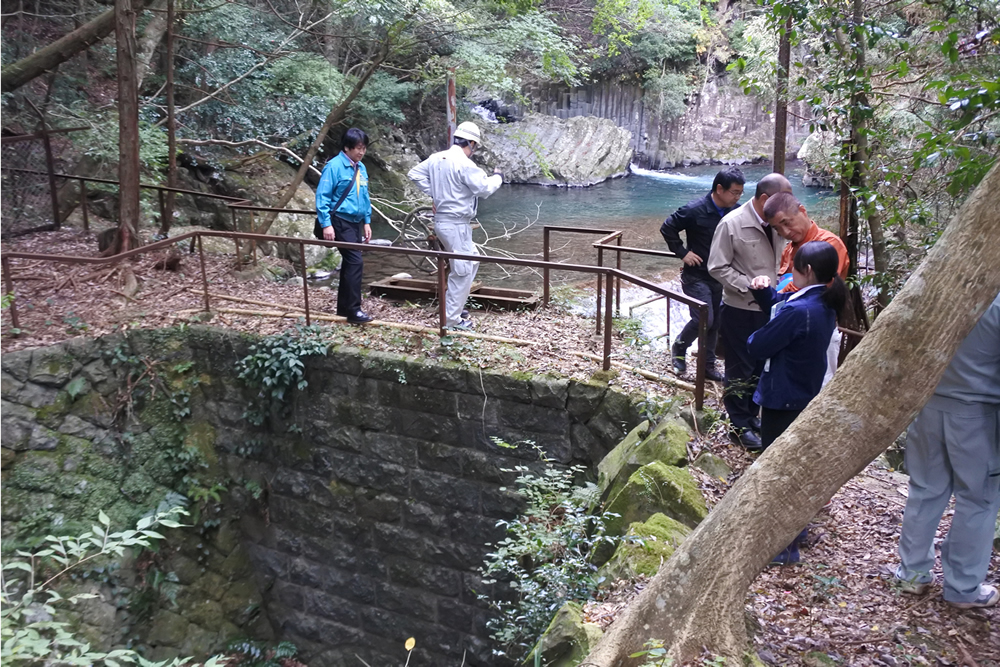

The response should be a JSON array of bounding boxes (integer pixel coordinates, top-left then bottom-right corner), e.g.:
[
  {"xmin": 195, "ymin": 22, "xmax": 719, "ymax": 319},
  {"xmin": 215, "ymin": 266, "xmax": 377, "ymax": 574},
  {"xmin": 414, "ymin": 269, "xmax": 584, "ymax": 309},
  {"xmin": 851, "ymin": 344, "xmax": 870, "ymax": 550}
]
[
  {"xmin": 692, "ymin": 451, "xmax": 732, "ymax": 481},
  {"xmin": 602, "ymin": 513, "xmax": 691, "ymax": 579},
  {"xmin": 605, "ymin": 461, "xmax": 708, "ymax": 535},
  {"xmin": 598, "ymin": 417, "xmax": 691, "ymax": 499},
  {"xmin": 527, "ymin": 601, "xmax": 603, "ymax": 667}
]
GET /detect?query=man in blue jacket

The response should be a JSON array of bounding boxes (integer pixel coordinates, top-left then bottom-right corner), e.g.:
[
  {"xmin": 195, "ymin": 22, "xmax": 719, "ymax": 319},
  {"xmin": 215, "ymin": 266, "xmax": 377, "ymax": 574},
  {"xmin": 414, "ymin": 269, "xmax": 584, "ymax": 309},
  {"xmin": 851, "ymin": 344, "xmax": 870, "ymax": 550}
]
[
  {"xmin": 660, "ymin": 167, "xmax": 745, "ymax": 381},
  {"xmin": 316, "ymin": 128, "xmax": 373, "ymax": 323}
]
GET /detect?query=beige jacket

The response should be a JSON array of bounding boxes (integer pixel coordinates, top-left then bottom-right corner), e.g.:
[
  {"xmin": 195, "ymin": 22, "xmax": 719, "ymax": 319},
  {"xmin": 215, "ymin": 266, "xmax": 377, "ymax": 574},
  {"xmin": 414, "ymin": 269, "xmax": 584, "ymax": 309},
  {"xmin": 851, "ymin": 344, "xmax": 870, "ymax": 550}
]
[{"xmin": 708, "ymin": 200, "xmax": 787, "ymax": 311}]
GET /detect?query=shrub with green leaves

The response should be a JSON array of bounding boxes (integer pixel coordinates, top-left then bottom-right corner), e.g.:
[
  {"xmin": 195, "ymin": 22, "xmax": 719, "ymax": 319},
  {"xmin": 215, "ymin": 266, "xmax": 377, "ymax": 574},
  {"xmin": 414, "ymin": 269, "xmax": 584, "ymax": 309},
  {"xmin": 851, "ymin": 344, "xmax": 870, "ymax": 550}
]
[
  {"xmin": 0, "ymin": 506, "xmax": 223, "ymax": 667},
  {"xmin": 479, "ymin": 454, "xmax": 618, "ymax": 660},
  {"xmin": 236, "ymin": 325, "xmax": 329, "ymax": 426}
]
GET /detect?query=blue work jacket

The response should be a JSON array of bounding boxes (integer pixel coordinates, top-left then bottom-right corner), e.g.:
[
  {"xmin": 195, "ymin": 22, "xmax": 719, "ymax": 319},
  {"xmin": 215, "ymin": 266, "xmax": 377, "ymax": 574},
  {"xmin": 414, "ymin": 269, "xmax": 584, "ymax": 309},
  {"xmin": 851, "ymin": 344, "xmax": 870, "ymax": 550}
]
[
  {"xmin": 316, "ymin": 152, "xmax": 371, "ymax": 228},
  {"xmin": 747, "ymin": 285, "xmax": 836, "ymax": 411}
]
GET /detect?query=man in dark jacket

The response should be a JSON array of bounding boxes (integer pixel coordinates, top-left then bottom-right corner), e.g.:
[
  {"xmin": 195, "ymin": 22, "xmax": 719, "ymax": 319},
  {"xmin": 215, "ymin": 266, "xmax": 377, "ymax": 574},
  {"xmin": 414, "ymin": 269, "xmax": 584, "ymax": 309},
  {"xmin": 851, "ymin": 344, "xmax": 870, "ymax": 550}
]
[{"xmin": 660, "ymin": 167, "xmax": 745, "ymax": 381}]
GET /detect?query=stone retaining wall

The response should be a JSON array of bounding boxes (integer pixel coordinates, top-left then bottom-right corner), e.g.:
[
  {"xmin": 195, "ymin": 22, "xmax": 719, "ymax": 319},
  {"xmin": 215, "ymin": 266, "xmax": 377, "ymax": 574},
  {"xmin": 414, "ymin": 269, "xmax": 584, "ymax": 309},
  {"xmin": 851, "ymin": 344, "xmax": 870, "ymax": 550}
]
[{"xmin": 1, "ymin": 327, "xmax": 643, "ymax": 666}]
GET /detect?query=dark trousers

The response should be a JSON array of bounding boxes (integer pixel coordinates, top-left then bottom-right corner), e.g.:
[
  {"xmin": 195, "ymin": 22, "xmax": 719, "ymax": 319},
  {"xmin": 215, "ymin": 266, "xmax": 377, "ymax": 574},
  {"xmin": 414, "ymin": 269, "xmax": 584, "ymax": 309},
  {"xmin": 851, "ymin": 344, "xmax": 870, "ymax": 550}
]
[
  {"xmin": 676, "ymin": 271, "xmax": 722, "ymax": 364},
  {"xmin": 720, "ymin": 304, "xmax": 770, "ymax": 431},
  {"xmin": 331, "ymin": 216, "xmax": 364, "ymax": 316},
  {"xmin": 761, "ymin": 407, "xmax": 803, "ymax": 449}
]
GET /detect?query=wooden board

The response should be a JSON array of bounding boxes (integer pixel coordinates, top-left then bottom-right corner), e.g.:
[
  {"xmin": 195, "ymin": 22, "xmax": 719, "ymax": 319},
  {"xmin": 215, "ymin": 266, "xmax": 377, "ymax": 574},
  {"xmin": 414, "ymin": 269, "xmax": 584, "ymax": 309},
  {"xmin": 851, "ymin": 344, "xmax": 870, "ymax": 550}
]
[{"xmin": 369, "ymin": 277, "xmax": 539, "ymax": 310}]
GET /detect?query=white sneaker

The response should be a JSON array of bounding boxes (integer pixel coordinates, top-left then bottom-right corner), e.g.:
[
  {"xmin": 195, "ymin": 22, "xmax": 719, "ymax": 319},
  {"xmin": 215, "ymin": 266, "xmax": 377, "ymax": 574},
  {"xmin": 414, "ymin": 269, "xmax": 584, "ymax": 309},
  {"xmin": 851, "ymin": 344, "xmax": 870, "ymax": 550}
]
[
  {"xmin": 948, "ymin": 584, "xmax": 1000, "ymax": 609},
  {"xmin": 446, "ymin": 318, "xmax": 473, "ymax": 331}
]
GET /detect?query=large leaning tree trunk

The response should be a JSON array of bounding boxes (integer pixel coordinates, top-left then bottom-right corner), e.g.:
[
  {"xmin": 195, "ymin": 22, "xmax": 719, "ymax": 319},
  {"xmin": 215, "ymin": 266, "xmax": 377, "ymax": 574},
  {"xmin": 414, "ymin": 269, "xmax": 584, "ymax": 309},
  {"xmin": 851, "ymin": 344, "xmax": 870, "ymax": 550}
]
[
  {"xmin": 582, "ymin": 161, "xmax": 1000, "ymax": 666},
  {"xmin": 0, "ymin": 0, "xmax": 151, "ymax": 93}
]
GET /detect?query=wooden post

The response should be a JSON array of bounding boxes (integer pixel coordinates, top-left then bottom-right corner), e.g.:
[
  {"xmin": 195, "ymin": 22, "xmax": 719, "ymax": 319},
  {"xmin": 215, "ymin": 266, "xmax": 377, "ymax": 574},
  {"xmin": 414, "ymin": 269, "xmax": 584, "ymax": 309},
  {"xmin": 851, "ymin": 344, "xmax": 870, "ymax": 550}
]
[
  {"xmin": 40, "ymin": 124, "xmax": 61, "ymax": 228},
  {"xmin": 162, "ymin": 0, "xmax": 176, "ymax": 237},
  {"xmin": 773, "ymin": 14, "xmax": 792, "ymax": 174}
]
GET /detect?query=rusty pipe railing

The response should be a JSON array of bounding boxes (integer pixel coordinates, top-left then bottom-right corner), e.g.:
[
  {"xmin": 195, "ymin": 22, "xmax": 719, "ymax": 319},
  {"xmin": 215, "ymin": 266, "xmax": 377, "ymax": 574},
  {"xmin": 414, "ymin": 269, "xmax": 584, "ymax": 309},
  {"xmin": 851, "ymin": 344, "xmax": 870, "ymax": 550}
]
[{"xmin": 2, "ymin": 228, "xmax": 709, "ymax": 408}]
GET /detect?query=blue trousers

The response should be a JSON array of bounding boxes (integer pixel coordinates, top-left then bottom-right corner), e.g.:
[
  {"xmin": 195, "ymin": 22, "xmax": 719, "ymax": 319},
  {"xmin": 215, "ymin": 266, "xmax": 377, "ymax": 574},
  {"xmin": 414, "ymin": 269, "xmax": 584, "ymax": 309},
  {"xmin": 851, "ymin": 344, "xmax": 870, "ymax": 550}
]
[{"xmin": 897, "ymin": 396, "xmax": 1000, "ymax": 603}]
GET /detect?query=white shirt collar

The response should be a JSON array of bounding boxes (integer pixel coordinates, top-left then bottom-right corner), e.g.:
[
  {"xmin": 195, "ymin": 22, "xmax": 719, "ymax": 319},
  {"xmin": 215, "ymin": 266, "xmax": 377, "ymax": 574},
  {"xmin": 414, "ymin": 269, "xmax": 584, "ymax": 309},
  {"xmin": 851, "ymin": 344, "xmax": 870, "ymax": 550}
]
[
  {"xmin": 787, "ymin": 283, "xmax": 823, "ymax": 301},
  {"xmin": 750, "ymin": 202, "xmax": 768, "ymax": 227}
]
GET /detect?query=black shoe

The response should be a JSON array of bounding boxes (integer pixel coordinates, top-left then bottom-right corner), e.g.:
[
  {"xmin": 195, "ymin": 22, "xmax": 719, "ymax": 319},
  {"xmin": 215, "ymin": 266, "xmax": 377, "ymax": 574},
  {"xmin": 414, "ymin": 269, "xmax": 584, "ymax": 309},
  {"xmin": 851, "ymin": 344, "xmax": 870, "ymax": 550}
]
[
  {"xmin": 749, "ymin": 417, "xmax": 761, "ymax": 433},
  {"xmin": 729, "ymin": 429, "xmax": 763, "ymax": 451},
  {"xmin": 346, "ymin": 310, "xmax": 373, "ymax": 323},
  {"xmin": 671, "ymin": 341, "xmax": 687, "ymax": 374},
  {"xmin": 705, "ymin": 366, "xmax": 723, "ymax": 382}
]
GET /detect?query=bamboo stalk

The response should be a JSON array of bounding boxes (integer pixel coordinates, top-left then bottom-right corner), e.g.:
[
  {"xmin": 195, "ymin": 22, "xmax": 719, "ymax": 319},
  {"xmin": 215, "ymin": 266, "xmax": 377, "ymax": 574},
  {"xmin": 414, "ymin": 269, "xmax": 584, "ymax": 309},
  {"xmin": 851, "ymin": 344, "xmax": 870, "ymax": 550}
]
[
  {"xmin": 570, "ymin": 351, "xmax": 697, "ymax": 392},
  {"xmin": 174, "ymin": 307, "xmax": 538, "ymax": 346}
]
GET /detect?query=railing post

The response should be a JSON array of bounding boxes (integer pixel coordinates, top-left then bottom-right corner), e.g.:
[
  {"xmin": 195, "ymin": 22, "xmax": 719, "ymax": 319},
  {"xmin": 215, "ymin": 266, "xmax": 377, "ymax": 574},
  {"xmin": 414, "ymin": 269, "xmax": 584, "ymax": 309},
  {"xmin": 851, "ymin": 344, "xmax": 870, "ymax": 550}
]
[
  {"xmin": 198, "ymin": 235, "xmax": 210, "ymax": 313},
  {"xmin": 157, "ymin": 189, "xmax": 166, "ymax": 231},
  {"xmin": 543, "ymin": 227, "xmax": 550, "ymax": 307},
  {"xmin": 437, "ymin": 256, "xmax": 447, "ymax": 336},
  {"xmin": 2, "ymin": 256, "xmax": 20, "ymax": 334},
  {"xmin": 603, "ymin": 269, "xmax": 614, "ymax": 371},
  {"xmin": 615, "ymin": 234, "xmax": 622, "ymax": 316},
  {"xmin": 79, "ymin": 179, "xmax": 89, "ymax": 233},
  {"xmin": 249, "ymin": 210, "xmax": 257, "ymax": 267},
  {"xmin": 596, "ymin": 245, "xmax": 604, "ymax": 334},
  {"xmin": 299, "ymin": 242, "xmax": 310, "ymax": 326},
  {"xmin": 41, "ymin": 124, "xmax": 61, "ymax": 229},
  {"xmin": 694, "ymin": 303, "xmax": 707, "ymax": 411},
  {"xmin": 231, "ymin": 209, "xmax": 241, "ymax": 267}
]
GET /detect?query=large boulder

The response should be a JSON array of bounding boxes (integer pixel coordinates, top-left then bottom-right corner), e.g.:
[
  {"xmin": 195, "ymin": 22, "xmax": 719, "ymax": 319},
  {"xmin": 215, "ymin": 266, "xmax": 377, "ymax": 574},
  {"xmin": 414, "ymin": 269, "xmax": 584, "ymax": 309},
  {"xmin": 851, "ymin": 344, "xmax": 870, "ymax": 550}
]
[
  {"xmin": 796, "ymin": 131, "xmax": 838, "ymax": 189},
  {"xmin": 528, "ymin": 601, "xmax": 603, "ymax": 667},
  {"xmin": 604, "ymin": 461, "xmax": 708, "ymax": 535},
  {"xmin": 479, "ymin": 114, "xmax": 633, "ymax": 186},
  {"xmin": 602, "ymin": 513, "xmax": 692, "ymax": 579},
  {"xmin": 597, "ymin": 417, "xmax": 690, "ymax": 498}
]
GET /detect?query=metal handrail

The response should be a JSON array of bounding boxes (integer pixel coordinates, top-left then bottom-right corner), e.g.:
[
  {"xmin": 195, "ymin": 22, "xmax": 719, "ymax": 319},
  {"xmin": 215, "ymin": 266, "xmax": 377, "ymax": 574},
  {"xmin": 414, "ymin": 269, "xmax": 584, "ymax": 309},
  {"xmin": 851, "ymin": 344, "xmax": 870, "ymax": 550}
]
[
  {"xmin": 1, "ymin": 228, "xmax": 708, "ymax": 409},
  {"xmin": 541, "ymin": 224, "xmax": 707, "ymax": 403}
]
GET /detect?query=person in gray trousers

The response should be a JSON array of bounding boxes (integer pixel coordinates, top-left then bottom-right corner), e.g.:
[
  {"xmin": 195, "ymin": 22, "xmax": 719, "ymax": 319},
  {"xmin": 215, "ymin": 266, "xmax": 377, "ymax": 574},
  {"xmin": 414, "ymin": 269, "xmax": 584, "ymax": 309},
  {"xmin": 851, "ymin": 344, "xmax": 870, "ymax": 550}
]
[
  {"xmin": 894, "ymin": 292, "xmax": 1000, "ymax": 608},
  {"xmin": 407, "ymin": 122, "xmax": 503, "ymax": 330}
]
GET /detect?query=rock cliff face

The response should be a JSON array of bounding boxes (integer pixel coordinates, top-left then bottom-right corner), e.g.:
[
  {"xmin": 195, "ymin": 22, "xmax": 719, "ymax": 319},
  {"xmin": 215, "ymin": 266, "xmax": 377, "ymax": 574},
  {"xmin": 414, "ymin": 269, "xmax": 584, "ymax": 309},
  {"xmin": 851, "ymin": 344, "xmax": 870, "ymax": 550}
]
[
  {"xmin": 517, "ymin": 75, "xmax": 812, "ymax": 169},
  {"xmin": 478, "ymin": 114, "xmax": 633, "ymax": 186}
]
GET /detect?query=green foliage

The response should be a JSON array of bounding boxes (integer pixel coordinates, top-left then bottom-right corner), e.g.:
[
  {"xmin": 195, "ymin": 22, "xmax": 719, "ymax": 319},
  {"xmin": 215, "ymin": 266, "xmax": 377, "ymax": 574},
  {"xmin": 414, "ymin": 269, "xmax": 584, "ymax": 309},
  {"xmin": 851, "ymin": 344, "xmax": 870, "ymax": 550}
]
[
  {"xmin": 236, "ymin": 325, "xmax": 329, "ymax": 426},
  {"xmin": 448, "ymin": 10, "xmax": 588, "ymax": 94},
  {"xmin": 644, "ymin": 70, "xmax": 691, "ymax": 121},
  {"xmin": 630, "ymin": 639, "xmax": 675, "ymax": 666},
  {"xmin": 264, "ymin": 54, "xmax": 348, "ymax": 99},
  {"xmin": 0, "ymin": 506, "xmax": 224, "ymax": 667},
  {"xmin": 592, "ymin": 0, "xmax": 656, "ymax": 56},
  {"xmin": 65, "ymin": 107, "xmax": 170, "ymax": 177},
  {"xmin": 479, "ymin": 453, "xmax": 618, "ymax": 660},
  {"xmin": 224, "ymin": 639, "xmax": 298, "ymax": 667}
]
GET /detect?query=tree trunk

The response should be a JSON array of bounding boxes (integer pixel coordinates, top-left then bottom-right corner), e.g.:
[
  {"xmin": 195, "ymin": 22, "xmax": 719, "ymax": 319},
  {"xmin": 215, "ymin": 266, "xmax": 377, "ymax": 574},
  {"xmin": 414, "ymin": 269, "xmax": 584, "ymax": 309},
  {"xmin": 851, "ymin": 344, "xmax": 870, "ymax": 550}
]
[
  {"xmin": 109, "ymin": 0, "xmax": 142, "ymax": 256},
  {"xmin": 772, "ymin": 14, "xmax": 791, "ymax": 174},
  {"xmin": 134, "ymin": 0, "xmax": 168, "ymax": 90},
  {"xmin": 581, "ymin": 161, "xmax": 1000, "ymax": 665},
  {"xmin": 254, "ymin": 38, "xmax": 390, "ymax": 236},
  {"xmin": 0, "ymin": 0, "xmax": 150, "ymax": 93}
]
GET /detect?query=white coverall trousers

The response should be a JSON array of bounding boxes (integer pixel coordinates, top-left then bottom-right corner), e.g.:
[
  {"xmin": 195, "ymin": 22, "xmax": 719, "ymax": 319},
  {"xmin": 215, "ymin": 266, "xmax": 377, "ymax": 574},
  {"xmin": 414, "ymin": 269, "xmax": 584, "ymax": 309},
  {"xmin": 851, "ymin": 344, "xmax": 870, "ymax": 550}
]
[
  {"xmin": 434, "ymin": 220, "xmax": 479, "ymax": 327},
  {"xmin": 897, "ymin": 395, "xmax": 1000, "ymax": 603}
]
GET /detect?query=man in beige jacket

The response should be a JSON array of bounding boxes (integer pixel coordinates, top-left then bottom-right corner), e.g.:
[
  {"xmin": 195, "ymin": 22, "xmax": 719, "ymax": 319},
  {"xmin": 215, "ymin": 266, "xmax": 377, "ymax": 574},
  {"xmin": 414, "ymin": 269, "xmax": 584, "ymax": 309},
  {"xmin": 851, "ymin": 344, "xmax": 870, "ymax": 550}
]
[{"xmin": 708, "ymin": 173, "xmax": 792, "ymax": 449}]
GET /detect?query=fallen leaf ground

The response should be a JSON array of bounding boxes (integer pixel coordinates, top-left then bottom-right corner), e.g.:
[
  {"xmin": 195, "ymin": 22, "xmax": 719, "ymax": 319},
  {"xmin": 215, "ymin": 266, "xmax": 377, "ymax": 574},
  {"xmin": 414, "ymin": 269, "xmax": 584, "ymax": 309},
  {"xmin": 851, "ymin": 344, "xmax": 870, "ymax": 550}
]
[{"xmin": 2, "ymin": 227, "xmax": 998, "ymax": 666}]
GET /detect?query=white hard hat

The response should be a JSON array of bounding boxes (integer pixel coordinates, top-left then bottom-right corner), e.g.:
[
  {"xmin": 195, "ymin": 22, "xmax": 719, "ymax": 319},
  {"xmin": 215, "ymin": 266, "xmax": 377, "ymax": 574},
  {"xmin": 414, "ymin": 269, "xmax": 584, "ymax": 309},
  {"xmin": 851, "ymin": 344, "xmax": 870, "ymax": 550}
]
[{"xmin": 453, "ymin": 121, "xmax": 482, "ymax": 145}]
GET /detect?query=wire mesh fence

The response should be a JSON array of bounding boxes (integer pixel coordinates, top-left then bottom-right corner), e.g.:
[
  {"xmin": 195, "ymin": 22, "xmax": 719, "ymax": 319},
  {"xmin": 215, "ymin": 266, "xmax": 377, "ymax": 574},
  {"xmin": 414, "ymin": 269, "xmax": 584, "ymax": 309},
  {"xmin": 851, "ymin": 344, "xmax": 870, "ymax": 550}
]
[{"xmin": 1, "ymin": 136, "xmax": 56, "ymax": 237}]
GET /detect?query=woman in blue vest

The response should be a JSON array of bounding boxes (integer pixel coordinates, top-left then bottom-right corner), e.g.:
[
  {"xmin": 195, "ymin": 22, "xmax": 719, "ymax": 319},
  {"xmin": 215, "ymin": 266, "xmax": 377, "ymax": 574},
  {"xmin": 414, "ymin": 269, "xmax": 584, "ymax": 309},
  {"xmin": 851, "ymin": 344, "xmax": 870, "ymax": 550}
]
[{"xmin": 746, "ymin": 240, "xmax": 847, "ymax": 564}]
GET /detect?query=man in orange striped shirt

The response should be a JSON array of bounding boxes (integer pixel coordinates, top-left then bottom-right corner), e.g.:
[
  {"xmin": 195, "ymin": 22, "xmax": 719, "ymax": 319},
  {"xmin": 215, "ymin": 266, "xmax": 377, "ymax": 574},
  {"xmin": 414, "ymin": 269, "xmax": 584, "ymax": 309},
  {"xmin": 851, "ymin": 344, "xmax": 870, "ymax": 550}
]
[{"xmin": 763, "ymin": 192, "xmax": 849, "ymax": 292}]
